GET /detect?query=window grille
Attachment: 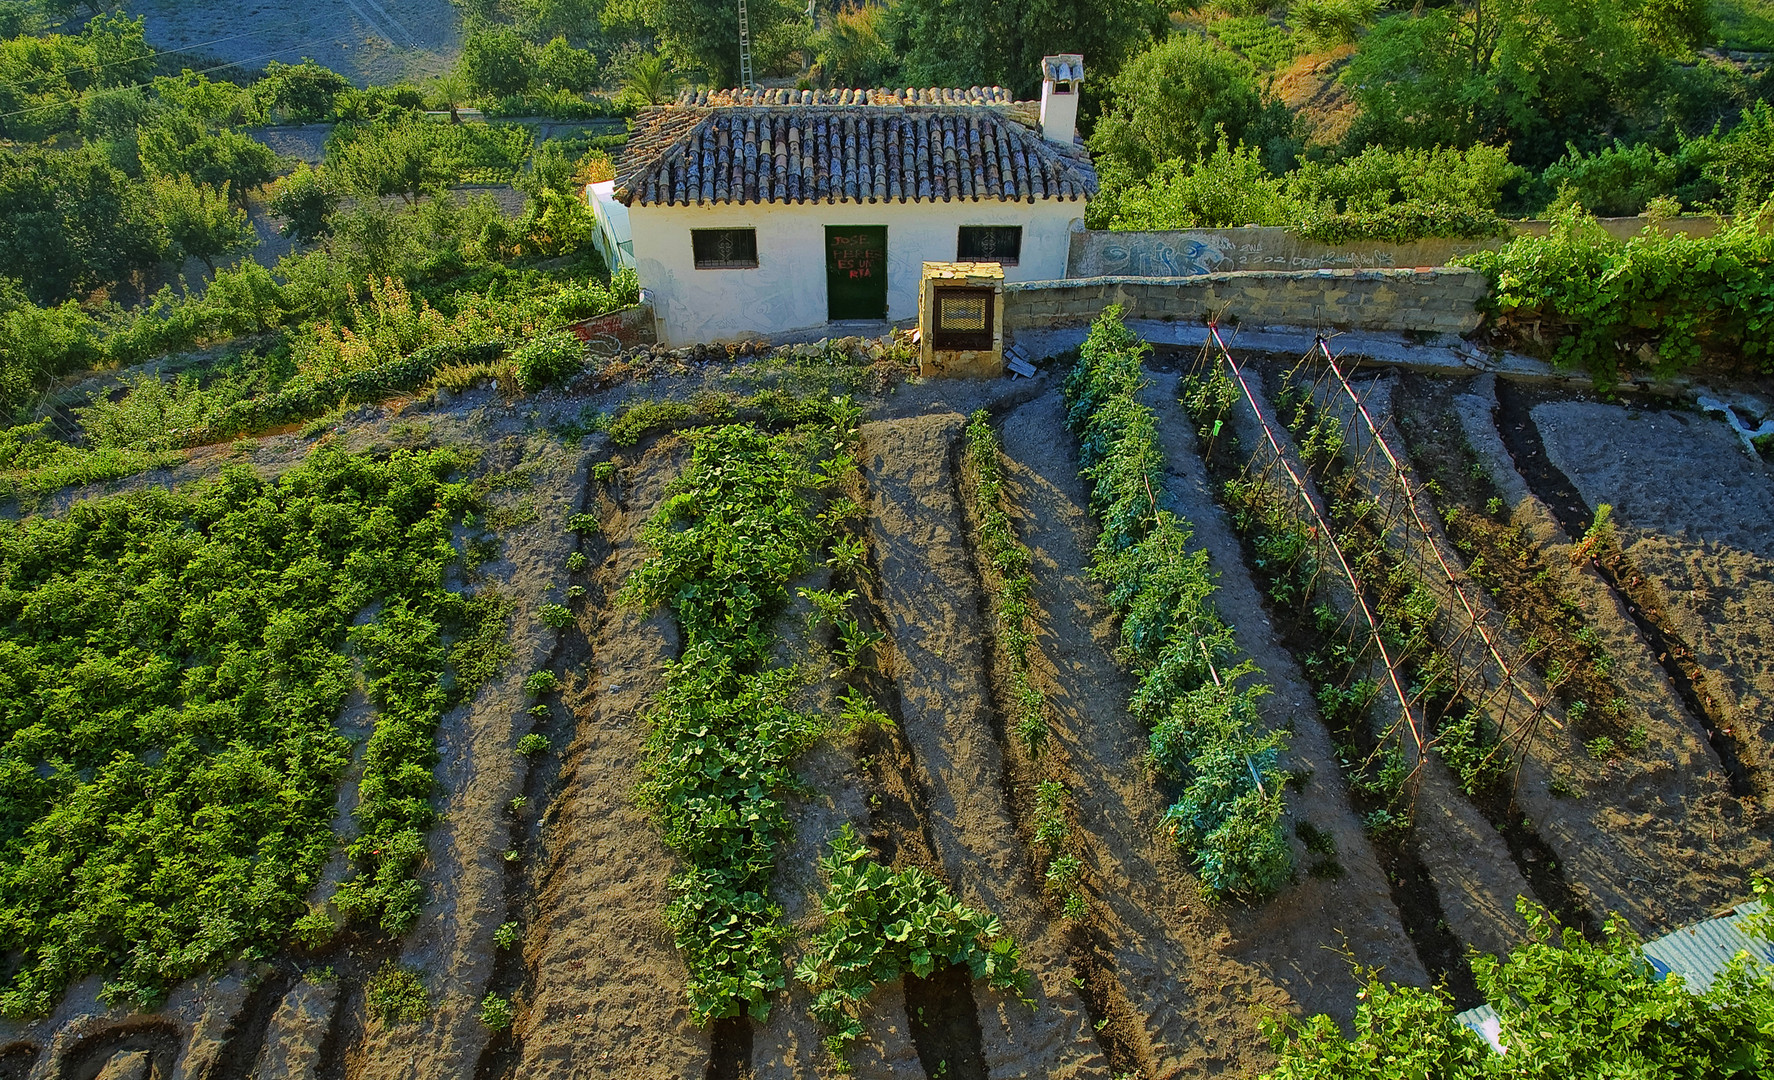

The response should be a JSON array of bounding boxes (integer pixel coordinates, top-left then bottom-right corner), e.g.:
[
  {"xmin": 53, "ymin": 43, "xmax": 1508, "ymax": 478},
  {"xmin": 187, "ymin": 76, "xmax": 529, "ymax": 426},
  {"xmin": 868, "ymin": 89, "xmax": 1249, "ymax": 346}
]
[
  {"xmin": 691, "ymin": 228, "xmax": 759, "ymax": 268},
  {"xmin": 957, "ymin": 226, "xmax": 1022, "ymax": 266}
]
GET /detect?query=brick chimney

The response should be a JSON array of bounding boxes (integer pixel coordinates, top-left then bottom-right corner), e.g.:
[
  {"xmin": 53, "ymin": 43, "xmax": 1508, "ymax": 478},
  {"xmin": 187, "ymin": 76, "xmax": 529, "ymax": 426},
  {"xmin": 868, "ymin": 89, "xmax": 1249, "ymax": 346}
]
[{"xmin": 1039, "ymin": 54, "xmax": 1084, "ymax": 145}]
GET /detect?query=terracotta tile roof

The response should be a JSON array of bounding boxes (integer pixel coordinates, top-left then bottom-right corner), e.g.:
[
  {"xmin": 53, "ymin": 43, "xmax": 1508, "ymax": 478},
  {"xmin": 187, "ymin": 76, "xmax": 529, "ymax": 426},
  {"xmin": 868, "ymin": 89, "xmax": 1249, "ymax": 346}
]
[
  {"xmin": 675, "ymin": 86, "xmax": 1018, "ymax": 106},
  {"xmin": 614, "ymin": 92, "xmax": 1096, "ymax": 207}
]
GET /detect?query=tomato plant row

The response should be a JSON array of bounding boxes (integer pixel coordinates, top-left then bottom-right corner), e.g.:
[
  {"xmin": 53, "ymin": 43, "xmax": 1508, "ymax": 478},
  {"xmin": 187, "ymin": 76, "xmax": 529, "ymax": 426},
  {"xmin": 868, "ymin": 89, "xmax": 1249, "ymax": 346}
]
[{"xmin": 1064, "ymin": 307, "xmax": 1293, "ymax": 898}]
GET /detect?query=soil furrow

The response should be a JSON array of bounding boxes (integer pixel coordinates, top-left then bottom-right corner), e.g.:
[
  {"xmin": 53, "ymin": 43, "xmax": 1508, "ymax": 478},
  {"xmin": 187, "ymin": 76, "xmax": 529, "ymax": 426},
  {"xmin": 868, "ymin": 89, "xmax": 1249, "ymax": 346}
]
[
  {"xmin": 1495, "ymin": 382, "xmax": 1763, "ymax": 798},
  {"xmin": 1173, "ymin": 353, "xmax": 1529, "ymax": 989},
  {"xmin": 1301, "ymin": 373, "xmax": 1613, "ymax": 932},
  {"xmin": 1433, "ymin": 375, "xmax": 1770, "ymax": 928},
  {"xmin": 860, "ymin": 413, "xmax": 1108, "ymax": 1080},
  {"xmin": 997, "ymin": 390, "xmax": 1290, "ymax": 1076},
  {"xmin": 513, "ymin": 436, "xmax": 706, "ymax": 1080},
  {"xmin": 1137, "ymin": 369, "xmax": 1430, "ymax": 1012}
]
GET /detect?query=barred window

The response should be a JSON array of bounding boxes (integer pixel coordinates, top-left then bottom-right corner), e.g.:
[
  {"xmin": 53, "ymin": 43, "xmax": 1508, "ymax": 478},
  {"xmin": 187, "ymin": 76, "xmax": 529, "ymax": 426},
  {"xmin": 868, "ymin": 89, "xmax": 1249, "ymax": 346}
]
[
  {"xmin": 932, "ymin": 286, "xmax": 994, "ymax": 350},
  {"xmin": 691, "ymin": 228, "xmax": 759, "ymax": 268},
  {"xmin": 957, "ymin": 225, "xmax": 1022, "ymax": 266}
]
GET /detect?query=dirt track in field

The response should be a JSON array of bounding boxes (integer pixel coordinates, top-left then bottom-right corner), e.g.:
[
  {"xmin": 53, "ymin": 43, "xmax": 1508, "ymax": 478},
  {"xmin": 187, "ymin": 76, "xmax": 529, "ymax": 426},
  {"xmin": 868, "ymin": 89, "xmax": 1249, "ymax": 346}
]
[{"xmin": 9, "ymin": 360, "xmax": 1774, "ymax": 1080}]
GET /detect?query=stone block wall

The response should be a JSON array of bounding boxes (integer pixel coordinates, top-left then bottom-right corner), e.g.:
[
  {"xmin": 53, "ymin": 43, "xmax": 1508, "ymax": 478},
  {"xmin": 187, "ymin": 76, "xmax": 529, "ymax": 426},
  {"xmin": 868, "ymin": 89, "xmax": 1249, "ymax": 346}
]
[
  {"xmin": 1066, "ymin": 218, "xmax": 1719, "ymax": 278},
  {"xmin": 1003, "ymin": 268, "xmax": 1490, "ymax": 336}
]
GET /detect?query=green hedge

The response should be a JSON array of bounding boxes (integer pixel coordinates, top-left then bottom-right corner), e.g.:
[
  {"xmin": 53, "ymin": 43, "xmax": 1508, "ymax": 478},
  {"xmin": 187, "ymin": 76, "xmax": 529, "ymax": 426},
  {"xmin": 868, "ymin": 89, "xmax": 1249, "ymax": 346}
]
[
  {"xmin": 1063, "ymin": 306, "xmax": 1293, "ymax": 898},
  {"xmin": 1458, "ymin": 207, "xmax": 1774, "ymax": 384}
]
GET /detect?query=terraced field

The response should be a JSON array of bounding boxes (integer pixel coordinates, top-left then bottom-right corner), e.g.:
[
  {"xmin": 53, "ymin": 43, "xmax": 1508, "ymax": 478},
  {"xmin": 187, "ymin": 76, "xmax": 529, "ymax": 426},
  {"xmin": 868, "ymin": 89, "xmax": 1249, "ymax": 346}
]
[{"xmin": 0, "ymin": 321, "xmax": 1770, "ymax": 1079}]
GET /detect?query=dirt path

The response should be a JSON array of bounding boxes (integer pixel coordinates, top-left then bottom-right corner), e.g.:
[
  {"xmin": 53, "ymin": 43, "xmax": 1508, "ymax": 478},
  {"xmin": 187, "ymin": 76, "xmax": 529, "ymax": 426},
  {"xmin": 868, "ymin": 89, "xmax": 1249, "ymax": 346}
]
[
  {"xmin": 998, "ymin": 391, "xmax": 1292, "ymax": 1076},
  {"xmin": 512, "ymin": 437, "xmax": 707, "ymax": 1080},
  {"xmin": 860, "ymin": 413, "xmax": 1108, "ymax": 1080},
  {"xmin": 1137, "ymin": 374, "xmax": 1429, "ymax": 1011}
]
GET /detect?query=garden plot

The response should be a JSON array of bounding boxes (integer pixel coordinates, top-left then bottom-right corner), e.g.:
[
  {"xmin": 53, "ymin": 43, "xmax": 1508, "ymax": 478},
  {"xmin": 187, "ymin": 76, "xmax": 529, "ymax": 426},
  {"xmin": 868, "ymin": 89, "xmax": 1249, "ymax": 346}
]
[
  {"xmin": 1396, "ymin": 375, "xmax": 1770, "ymax": 929},
  {"xmin": 1527, "ymin": 398, "xmax": 1774, "ymax": 798},
  {"xmin": 1, "ymin": 337, "xmax": 1771, "ymax": 1080}
]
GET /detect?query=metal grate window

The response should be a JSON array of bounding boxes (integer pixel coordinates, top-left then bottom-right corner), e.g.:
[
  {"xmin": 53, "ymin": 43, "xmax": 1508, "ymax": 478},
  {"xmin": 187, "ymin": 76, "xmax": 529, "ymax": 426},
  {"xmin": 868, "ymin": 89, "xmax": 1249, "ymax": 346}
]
[
  {"xmin": 691, "ymin": 228, "xmax": 759, "ymax": 268},
  {"xmin": 957, "ymin": 225, "xmax": 1022, "ymax": 266},
  {"xmin": 932, "ymin": 286, "xmax": 994, "ymax": 349}
]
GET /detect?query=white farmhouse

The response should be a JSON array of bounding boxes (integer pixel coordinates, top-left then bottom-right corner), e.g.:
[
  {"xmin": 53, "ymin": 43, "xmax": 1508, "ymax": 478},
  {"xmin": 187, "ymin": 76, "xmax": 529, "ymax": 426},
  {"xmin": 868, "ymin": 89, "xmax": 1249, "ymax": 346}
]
[{"xmin": 601, "ymin": 55, "xmax": 1096, "ymax": 346}]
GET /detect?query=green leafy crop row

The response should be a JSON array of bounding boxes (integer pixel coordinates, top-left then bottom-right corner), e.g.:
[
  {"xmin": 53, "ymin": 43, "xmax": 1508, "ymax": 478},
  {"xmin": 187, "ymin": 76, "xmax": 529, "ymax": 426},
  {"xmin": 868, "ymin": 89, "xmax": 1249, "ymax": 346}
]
[
  {"xmin": 796, "ymin": 825, "xmax": 1030, "ymax": 1059},
  {"xmin": 1062, "ymin": 307, "xmax": 1292, "ymax": 898},
  {"xmin": 964, "ymin": 411, "xmax": 1085, "ymax": 919},
  {"xmin": 622, "ymin": 405, "xmax": 862, "ymax": 1023},
  {"xmin": 965, "ymin": 412, "xmax": 1046, "ymax": 753},
  {"xmin": 0, "ymin": 445, "xmax": 499, "ymax": 1016}
]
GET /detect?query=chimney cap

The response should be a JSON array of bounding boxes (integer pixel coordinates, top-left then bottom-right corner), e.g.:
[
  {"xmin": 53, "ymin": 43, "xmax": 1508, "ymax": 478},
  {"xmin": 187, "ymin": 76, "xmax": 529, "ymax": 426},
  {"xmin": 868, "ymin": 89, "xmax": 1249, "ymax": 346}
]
[{"xmin": 1042, "ymin": 54, "xmax": 1084, "ymax": 84}]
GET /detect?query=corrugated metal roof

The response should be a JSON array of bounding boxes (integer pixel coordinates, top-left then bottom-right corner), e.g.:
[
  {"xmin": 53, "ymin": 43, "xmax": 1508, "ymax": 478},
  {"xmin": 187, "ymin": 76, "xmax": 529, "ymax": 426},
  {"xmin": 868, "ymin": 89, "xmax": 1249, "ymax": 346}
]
[{"xmin": 1454, "ymin": 901, "xmax": 1771, "ymax": 1053}]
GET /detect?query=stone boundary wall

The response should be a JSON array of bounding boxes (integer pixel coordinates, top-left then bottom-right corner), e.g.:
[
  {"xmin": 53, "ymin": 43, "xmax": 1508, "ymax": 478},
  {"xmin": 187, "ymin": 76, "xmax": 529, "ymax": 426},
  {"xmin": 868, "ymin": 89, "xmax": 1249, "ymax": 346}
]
[
  {"xmin": 1004, "ymin": 268, "xmax": 1490, "ymax": 337},
  {"xmin": 1066, "ymin": 217, "xmax": 1720, "ymax": 278}
]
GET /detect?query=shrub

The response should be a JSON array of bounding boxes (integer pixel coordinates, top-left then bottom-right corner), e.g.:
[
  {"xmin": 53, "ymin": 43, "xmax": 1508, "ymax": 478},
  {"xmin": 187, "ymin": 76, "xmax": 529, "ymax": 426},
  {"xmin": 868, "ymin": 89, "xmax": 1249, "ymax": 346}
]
[
  {"xmin": 1458, "ymin": 205, "xmax": 1774, "ymax": 384},
  {"xmin": 1261, "ymin": 898, "xmax": 1774, "ymax": 1078},
  {"xmin": 513, "ymin": 331, "xmax": 585, "ymax": 391},
  {"xmin": 366, "ymin": 963, "xmax": 430, "ymax": 1026}
]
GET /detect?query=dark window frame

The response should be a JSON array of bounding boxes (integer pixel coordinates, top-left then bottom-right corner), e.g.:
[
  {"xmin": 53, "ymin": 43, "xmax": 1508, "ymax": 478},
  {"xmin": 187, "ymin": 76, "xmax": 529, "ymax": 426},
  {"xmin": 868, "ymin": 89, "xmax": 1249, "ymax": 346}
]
[
  {"xmin": 931, "ymin": 286, "xmax": 995, "ymax": 350},
  {"xmin": 691, "ymin": 228, "xmax": 759, "ymax": 269},
  {"xmin": 957, "ymin": 225, "xmax": 1022, "ymax": 266}
]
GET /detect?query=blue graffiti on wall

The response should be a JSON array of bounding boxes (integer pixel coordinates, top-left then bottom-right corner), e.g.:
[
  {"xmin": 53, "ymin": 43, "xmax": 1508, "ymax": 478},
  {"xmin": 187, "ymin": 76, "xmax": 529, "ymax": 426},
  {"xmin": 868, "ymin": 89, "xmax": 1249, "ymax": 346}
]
[{"xmin": 1096, "ymin": 234, "xmax": 1234, "ymax": 277}]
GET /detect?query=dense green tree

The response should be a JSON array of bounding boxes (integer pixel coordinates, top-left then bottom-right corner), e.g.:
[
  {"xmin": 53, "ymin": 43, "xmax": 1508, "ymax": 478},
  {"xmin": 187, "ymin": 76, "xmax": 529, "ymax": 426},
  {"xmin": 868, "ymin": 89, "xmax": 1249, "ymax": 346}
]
[
  {"xmin": 0, "ymin": 14, "xmax": 149, "ymax": 139},
  {"xmin": 153, "ymin": 69, "xmax": 262, "ymax": 126},
  {"xmin": 461, "ymin": 24, "xmax": 537, "ymax": 98},
  {"xmin": 0, "ymin": 146, "xmax": 164, "ymax": 304},
  {"xmin": 153, "ymin": 176, "xmax": 256, "ymax": 271},
  {"xmin": 254, "ymin": 59, "xmax": 350, "ymax": 122},
  {"xmin": 328, "ymin": 118, "xmax": 459, "ymax": 203},
  {"xmin": 1088, "ymin": 34, "xmax": 1274, "ymax": 177},
  {"xmin": 640, "ymin": 0, "xmax": 800, "ymax": 86},
  {"xmin": 270, "ymin": 163, "xmax": 340, "ymax": 242},
  {"xmin": 1701, "ymin": 101, "xmax": 1774, "ymax": 214},
  {"xmin": 1344, "ymin": 0, "xmax": 1720, "ymax": 166},
  {"xmin": 138, "ymin": 111, "xmax": 279, "ymax": 199},
  {"xmin": 890, "ymin": 0, "xmax": 1163, "ymax": 97},
  {"xmin": 535, "ymin": 35, "xmax": 597, "ymax": 92}
]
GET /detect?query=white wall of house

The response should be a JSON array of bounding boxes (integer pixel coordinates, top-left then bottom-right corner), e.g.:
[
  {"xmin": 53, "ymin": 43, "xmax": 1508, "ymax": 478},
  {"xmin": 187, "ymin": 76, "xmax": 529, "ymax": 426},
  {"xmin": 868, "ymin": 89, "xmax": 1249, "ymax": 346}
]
[{"xmin": 628, "ymin": 198, "xmax": 1082, "ymax": 345}]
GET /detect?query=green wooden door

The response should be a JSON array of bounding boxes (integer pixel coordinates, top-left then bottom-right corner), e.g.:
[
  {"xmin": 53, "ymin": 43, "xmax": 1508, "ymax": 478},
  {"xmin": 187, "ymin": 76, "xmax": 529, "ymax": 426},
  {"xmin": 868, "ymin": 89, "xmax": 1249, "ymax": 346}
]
[{"xmin": 825, "ymin": 226, "xmax": 888, "ymax": 320}]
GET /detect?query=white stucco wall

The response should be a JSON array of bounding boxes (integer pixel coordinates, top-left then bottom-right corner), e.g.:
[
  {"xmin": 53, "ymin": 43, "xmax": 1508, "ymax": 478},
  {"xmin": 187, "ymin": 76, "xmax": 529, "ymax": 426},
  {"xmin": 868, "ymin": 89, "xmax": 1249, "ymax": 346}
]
[{"xmin": 627, "ymin": 199, "xmax": 1083, "ymax": 345}]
